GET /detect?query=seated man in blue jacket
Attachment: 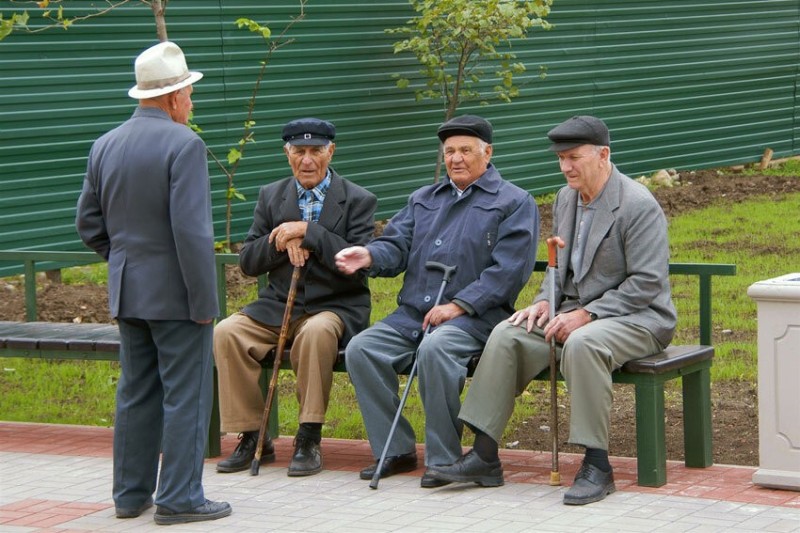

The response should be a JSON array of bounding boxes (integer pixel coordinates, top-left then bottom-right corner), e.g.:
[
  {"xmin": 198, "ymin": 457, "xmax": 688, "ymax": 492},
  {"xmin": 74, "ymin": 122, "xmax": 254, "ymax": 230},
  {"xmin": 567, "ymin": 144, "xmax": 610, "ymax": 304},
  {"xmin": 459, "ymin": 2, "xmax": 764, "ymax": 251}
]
[{"xmin": 335, "ymin": 115, "xmax": 539, "ymax": 488}]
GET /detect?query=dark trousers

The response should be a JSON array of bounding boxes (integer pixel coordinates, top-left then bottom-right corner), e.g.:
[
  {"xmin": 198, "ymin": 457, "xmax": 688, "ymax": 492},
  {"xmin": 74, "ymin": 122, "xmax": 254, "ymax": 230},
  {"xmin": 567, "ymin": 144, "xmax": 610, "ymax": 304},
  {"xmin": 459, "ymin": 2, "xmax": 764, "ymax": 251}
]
[{"xmin": 113, "ymin": 318, "xmax": 213, "ymax": 512}]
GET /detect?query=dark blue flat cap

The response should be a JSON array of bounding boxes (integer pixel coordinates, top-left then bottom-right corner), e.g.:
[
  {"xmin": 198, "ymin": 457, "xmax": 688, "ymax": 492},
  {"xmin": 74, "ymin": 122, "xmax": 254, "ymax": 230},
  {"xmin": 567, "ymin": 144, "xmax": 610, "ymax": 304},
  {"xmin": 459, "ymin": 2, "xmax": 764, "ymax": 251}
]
[
  {"xmin": 437, "ymin": 114, "xmax": 493, "ymax": 144},
  {"xmin": 547, "ymin": 115, "xmax": 610, "ymax": 151},
  {"xmin": 282, "ymin": 118, "xmax": 336, "ymax": 146}
]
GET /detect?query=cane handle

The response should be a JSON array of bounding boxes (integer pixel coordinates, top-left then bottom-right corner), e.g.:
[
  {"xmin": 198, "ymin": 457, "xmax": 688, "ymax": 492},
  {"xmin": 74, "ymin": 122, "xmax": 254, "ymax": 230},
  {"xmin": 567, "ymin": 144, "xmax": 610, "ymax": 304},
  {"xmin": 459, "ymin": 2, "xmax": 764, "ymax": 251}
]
[{"xmin": 546, "ymin": 236, "xmax": 565, "ymax": 268}]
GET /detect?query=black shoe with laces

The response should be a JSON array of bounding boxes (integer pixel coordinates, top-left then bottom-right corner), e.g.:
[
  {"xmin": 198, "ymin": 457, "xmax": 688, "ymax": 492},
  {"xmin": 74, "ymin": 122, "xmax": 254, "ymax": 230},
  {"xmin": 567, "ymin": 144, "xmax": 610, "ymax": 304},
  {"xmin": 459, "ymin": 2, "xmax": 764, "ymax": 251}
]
[
  {"xmin": 563, "ymin": 461, "xmax": 616, "ymax": 505},
  {"xmin": 287, "ymin": 435, "xmax": 322, "ymax": 477},
  {"xmin": 426, "ymin": 449, "xmax": 504, "ymax": 487},
  {"xmin": 216, "ymin": 431, "xmax": 275, "ymax": 473},
  {"xmin": 154, "ymin": 499, "xmax": 232, "ymax": 525}
]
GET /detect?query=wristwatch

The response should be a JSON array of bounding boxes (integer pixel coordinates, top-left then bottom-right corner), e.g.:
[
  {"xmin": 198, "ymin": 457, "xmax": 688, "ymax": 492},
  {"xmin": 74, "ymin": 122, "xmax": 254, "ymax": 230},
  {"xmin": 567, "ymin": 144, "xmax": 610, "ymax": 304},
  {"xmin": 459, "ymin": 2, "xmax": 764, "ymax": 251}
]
[{"xmin": 587, "ymin": 311, "xmax": 598, "ymax": 321}]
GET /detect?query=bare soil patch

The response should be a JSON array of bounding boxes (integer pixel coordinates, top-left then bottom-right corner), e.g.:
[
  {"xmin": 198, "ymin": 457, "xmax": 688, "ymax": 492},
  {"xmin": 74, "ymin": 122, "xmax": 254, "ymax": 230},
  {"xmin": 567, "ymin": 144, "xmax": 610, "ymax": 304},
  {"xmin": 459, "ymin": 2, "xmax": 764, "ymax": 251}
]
[{"xmin": 3, "ymin": 168, "xmax": 799, "ymax": 466}]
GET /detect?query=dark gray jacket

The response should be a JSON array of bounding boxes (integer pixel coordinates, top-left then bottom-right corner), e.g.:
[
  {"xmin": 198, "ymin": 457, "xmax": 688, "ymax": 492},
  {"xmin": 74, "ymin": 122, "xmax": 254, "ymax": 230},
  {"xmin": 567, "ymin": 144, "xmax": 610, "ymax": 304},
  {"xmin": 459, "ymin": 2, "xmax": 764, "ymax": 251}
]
[{"xmin": 239, "ymin": 171, "xmax": 377, "ymax": 345}]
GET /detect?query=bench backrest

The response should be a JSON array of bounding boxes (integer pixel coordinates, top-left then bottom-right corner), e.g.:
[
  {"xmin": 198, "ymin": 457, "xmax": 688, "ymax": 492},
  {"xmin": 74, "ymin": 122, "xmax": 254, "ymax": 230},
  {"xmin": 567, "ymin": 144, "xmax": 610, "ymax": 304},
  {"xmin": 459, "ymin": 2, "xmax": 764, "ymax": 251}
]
[{"xmin": 0, "ymin": 250, "xmax": 736, "ymax": 346}]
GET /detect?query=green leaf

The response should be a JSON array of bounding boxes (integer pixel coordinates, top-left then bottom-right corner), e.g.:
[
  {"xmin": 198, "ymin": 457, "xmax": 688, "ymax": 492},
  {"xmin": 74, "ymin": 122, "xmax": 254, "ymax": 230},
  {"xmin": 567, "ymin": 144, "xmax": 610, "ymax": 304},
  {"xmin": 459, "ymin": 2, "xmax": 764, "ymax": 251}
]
[{"xmin": 227, "ymin": 148, "xmax": 241, "ymax": 165}]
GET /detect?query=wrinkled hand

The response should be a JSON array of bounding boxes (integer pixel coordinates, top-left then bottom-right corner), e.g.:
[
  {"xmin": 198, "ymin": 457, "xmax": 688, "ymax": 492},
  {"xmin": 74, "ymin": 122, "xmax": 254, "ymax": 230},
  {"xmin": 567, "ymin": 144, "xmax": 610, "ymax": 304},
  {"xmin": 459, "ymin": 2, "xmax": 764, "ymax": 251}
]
[
  {"xmin": 285, "ymin": 238, "xmax": 310, "ymax": 267},
  {"xmin": 335, "ymin": 246, "xmax": 372, "ymax": 274},
  {"xmin": 422, "ymin": 303, "xmax": 465, "ymax": 330},
  {"xmin": 508, "ymin": 300, "xmax": 549, "ymax": 332},
  {"xmin": 269, "ymin": 221, "xmax": 308, "ymax": 252},
  {"xmin": 542, "ymin": 308, "xmax": 592, "ymax": 343}
]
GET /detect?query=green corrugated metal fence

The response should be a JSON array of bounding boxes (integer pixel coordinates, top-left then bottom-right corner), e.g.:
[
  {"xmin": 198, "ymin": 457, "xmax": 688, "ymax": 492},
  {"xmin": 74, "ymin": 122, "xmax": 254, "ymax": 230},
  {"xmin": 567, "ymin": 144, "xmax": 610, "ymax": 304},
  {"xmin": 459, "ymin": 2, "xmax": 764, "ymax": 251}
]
[{"xmin": 1, "ymin": 0, "xmax": 798, "ymax": 276}]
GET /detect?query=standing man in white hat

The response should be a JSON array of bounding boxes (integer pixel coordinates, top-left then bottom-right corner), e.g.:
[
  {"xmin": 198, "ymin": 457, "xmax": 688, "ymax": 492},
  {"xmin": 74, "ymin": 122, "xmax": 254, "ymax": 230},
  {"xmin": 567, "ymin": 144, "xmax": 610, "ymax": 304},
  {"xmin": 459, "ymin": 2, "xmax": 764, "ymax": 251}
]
[{"xmin": 76, "ymin": 41, "xmax": 231, "ymax": 525}]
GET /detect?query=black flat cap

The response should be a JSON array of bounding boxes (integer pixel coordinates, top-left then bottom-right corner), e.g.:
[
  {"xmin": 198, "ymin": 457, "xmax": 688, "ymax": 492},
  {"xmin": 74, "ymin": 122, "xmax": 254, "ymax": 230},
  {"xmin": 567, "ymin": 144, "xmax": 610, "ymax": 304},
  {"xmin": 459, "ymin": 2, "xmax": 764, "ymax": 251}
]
[
  {"xmin": 547, "ymin": 115, "xmax": 610, "ymax": 152},
  {"xmin": 282, "ymin": 118, "xmax": 336, "ymax": 146},
  {"xmin": 437, "ymin": 114, "xmax": 493, "ymax": 144}
]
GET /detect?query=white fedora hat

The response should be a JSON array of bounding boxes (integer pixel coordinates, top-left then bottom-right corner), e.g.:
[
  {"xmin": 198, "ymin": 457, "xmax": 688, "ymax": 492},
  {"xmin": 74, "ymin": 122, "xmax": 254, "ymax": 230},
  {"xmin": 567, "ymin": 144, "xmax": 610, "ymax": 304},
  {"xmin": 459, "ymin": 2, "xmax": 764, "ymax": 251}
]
[{"xmin": 128, "ymin": 41, "xmax": 203, "ymax": 99}]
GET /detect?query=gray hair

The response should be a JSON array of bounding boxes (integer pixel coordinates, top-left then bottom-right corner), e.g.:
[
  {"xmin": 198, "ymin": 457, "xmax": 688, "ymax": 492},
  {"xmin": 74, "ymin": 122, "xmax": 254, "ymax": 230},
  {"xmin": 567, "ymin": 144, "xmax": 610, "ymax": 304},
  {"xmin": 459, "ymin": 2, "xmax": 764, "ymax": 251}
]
[{"xmin": 284, "ymin": 141, "xmax": 333, "ymax": 152}]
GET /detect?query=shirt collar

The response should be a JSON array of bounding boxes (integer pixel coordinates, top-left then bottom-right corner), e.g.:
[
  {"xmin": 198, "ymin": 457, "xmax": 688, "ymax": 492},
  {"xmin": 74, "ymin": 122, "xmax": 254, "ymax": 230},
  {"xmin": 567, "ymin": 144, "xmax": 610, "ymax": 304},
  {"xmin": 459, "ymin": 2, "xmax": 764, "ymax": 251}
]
[{"xmin": 295, "ymin": 170, "xmax": 331, "ymax": 199}]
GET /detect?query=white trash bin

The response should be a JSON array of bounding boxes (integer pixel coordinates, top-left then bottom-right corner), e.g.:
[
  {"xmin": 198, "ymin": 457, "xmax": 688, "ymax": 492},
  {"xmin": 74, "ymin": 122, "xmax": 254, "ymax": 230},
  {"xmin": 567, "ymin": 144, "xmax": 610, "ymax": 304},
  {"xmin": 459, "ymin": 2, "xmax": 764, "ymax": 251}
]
[{"xmin": 748, "ymin": 273, "xmax": 800, "ymax": 491}]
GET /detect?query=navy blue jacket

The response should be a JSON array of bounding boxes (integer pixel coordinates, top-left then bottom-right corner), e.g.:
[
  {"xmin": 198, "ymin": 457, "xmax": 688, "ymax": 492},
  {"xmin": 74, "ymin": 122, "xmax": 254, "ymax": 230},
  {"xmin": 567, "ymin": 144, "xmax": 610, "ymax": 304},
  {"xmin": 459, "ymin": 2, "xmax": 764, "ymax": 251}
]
[{"xmin": 367, "ymin": 164, "xmax": 539, "ymax": 343}]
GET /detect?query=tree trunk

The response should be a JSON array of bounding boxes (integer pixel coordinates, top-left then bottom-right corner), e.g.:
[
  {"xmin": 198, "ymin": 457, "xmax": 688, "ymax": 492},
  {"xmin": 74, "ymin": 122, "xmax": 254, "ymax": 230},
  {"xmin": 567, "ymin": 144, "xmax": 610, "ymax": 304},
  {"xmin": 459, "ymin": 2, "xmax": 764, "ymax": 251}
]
[{"xmin": 150, "ymin": 0, "xmax": 168, "ymax": 41}]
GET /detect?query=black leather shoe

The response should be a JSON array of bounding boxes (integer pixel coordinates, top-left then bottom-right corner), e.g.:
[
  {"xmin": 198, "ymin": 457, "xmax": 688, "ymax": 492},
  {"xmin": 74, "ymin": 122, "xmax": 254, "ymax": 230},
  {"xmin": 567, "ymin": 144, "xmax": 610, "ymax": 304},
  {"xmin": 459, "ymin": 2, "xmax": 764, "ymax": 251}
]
[
  {"xmin": 426, "ymin": 450, "xmax": 504, "ymax": 487},
  {"xmin": 287, "ymin": 435, "xmax": 322, "ymax": 477},
  {"xmin": 421, "ymin": 468, "xmax": 452, "ymax": 488},
  {"xmin": 359, "ymin": 452, "xmax": 418, "ymax": 480},
  {"xmin": 154, "ymin": 499, "xmax": 232, "ymax": 525},
  {"xmin": 563, "ymin": 462, "xmax": 616, "ymax": 505},
  {"xmin": 216, "ymin": 431, "xmax": 275, "ymax": 473},
  {"xmin": 116, "ymin": 497, "xmax": 153, "ymax": 518}
]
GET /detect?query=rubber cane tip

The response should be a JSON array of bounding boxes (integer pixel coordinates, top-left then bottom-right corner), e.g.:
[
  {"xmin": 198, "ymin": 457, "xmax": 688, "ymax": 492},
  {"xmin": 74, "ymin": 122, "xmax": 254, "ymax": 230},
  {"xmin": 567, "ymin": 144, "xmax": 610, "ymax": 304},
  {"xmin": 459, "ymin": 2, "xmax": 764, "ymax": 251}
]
[
  {"xmin": 250, "ymin": 460, "xmax": 260, "ymax": 476},
  {"xmin": 550, "ymin": 471, "xmax": 561, "ymax": 486},
  {"xmin": 368, "ymin": 480, "xmax": 379, "ymax": 490}
]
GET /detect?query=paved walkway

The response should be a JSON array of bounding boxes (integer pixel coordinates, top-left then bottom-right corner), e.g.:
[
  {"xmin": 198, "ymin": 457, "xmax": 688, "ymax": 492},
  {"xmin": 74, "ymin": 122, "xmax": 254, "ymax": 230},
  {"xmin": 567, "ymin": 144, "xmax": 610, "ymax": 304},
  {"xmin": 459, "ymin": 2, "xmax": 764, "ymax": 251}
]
[{"xmin": 1, "ymin": 422, "xmax": 800, "ymax": 532}]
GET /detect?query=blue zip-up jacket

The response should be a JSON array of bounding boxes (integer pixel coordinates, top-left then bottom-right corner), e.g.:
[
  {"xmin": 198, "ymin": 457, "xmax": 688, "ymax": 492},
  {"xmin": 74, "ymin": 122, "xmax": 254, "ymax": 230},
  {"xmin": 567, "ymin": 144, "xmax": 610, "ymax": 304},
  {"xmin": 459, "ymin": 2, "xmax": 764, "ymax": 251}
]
[{"xmin": 367, "ymin": 164, "xmax": 539, "ymax": 343}]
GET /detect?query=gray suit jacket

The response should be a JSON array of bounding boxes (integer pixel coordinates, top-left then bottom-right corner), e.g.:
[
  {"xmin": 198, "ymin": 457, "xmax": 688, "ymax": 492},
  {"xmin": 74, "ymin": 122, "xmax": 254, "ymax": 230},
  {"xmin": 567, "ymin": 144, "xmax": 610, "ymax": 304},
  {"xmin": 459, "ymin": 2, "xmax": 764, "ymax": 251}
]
[
  {"xmin": 535, "ymin": 165, "xmax": 677, "ymax": 347},
  {"xmin": 76, "ymin": 106, "xmax": 219, "ymax": 322},
  {"xmin": 239, "ymin": 171, "xmax": 377, "ymax": 345}
]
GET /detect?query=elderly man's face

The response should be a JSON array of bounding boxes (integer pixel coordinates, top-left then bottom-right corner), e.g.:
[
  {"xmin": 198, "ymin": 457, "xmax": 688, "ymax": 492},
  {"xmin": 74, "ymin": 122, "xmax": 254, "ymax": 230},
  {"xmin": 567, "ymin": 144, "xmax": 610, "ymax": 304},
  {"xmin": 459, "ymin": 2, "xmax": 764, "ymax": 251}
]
[
  {"xmin": 556, "ymin": 144, "xmax": 610, "ymax": 193},
  {"xmin": 443, "ymin": 135, "xmax": 492, "ymax": 190},
  {"xmin": 285, "ymin": 143, "xmax": 336, "ymax": 189}
]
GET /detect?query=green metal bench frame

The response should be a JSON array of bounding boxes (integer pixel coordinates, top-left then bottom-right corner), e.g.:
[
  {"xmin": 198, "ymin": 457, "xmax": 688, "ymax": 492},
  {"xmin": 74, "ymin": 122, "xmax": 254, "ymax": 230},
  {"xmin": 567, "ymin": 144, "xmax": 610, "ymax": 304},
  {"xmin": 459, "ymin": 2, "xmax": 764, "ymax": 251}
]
[{"xmin": 0, "ymin": 250, "xmax": 736, "ymax": 487}]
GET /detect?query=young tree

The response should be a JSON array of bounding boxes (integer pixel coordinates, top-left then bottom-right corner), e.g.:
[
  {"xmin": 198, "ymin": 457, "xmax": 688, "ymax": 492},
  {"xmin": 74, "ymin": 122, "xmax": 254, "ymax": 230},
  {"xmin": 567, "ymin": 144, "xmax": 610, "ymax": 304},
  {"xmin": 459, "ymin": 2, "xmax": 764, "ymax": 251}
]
[
  {"xmin": 2, "ymin": 0, "xmax": 306, "ymax": 250},
  {"xmin": 204, "ymin": 7, "xmax": 307, "ymax": 251},
  {"xmin": 387, "ymin": 0, "xmax": 553, "ymax": 180}
]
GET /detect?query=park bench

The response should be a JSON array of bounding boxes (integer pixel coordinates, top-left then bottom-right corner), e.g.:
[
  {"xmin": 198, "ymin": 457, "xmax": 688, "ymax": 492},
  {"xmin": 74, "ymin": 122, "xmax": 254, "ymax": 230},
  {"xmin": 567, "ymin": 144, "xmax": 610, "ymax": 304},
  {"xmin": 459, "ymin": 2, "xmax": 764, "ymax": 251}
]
[{"xmin": 0, "ymin": 249, "xmax": 736, "ymax": 487}]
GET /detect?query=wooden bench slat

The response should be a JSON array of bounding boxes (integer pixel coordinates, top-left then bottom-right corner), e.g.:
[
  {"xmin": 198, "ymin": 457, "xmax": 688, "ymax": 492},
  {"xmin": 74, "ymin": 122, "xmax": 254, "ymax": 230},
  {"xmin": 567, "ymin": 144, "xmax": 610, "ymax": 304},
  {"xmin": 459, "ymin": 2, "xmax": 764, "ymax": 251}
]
[{"xmin": 621, "ymin": 345, "xmax": 713, "ymax": 374}]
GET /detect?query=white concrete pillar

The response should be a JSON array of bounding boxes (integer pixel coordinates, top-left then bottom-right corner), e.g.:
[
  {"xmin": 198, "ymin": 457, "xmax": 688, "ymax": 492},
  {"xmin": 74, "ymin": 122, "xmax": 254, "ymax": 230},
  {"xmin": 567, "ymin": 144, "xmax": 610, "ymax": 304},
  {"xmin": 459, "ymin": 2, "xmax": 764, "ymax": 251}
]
[{"xmin": 748, "ymin": 273, "xmax": 800, "ymax": 491}]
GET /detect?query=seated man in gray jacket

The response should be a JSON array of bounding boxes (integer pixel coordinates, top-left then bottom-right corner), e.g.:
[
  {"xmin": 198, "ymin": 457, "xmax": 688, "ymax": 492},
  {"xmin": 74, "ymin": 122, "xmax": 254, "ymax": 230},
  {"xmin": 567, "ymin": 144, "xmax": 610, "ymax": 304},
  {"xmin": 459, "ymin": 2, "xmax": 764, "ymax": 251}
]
[
  {"xmin": 335, "ymin": 115, "xmax": 539, "ymax": 488},
  {"xmin": 427, "ymin": 115, "xmax": 677, "ymax": 505}
]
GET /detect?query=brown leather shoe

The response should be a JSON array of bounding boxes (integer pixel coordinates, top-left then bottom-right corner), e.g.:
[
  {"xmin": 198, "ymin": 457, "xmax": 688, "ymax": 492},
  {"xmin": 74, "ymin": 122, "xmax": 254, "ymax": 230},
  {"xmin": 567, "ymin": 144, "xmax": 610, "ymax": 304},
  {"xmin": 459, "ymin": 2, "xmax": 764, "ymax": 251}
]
[{"xmin": 359, "ymin": 452, "xmax": 418, "ymax": 480}]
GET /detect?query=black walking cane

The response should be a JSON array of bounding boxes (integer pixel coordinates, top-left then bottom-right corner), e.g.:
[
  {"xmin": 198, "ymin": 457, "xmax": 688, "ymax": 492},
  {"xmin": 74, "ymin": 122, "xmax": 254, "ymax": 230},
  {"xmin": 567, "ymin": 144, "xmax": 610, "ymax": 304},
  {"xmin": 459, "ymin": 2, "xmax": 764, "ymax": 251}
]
[
  {"xmin": 369, "ymin": 261, "xmax": 458, "ymax": 489},
  {"xmin": 546, "ymin": 236, "xmax": 565, "ymax": 486},
  {"xmin": 250, "ymin": 266, "xmax": 302, "ymax": 476}
]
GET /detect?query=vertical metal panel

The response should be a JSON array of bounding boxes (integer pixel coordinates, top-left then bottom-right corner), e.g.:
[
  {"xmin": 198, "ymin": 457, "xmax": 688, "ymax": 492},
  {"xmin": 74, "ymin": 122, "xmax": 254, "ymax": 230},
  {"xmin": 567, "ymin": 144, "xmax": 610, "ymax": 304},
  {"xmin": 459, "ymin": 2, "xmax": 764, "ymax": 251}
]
[{"xmin": 1, "ymin": 0, "xmax": 799, "ymax": 276}]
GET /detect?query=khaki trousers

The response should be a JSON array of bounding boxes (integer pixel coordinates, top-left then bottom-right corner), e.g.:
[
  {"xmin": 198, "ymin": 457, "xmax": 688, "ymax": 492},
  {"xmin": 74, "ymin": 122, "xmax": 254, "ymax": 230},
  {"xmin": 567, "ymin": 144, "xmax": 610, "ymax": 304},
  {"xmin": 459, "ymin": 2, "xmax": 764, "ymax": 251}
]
[
  {"xmin": 460, "ymin": 318, "xmax": 662, "ymax": 450},
  {"xmin": 213, "ymin": 311, "xmax": 344, "ymax": 432}
]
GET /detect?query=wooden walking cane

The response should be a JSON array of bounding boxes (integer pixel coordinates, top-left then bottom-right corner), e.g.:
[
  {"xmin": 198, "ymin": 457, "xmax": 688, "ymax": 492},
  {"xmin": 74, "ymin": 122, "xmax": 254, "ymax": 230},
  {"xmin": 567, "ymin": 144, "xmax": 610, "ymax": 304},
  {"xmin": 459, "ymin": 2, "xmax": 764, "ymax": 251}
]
[
  {"xmin": 546, "ymin": 236, "xmax": 565, "ymax": 486},
  {"xmin": 250, "ymin": 266, "xmax": 302, "ymax": 476}
]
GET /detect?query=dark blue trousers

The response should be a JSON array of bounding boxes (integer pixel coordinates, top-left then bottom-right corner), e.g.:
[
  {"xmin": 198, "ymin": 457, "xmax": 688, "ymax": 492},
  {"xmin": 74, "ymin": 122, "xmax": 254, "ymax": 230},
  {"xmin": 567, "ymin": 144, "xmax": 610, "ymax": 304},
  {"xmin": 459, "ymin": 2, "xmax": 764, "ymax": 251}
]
[{"xmin": 113, "ymin": 318, "xmax": 213, "ymax": 512}]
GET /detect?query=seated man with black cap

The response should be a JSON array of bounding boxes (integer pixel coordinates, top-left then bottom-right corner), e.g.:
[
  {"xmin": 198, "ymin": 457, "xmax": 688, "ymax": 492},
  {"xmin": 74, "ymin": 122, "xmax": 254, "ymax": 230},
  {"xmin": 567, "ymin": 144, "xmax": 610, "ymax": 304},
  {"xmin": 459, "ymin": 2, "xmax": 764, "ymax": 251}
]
[
  {"xmin": 214, "ymin": 118, "xmax": 377, "ymax": 477},
  {"xmin": 335, "ymin": 115, "xmax": 539, "ymax": 488},
  {"xmin": 427, "ymin": 115, "xmax": 676, "ymax": 505}
]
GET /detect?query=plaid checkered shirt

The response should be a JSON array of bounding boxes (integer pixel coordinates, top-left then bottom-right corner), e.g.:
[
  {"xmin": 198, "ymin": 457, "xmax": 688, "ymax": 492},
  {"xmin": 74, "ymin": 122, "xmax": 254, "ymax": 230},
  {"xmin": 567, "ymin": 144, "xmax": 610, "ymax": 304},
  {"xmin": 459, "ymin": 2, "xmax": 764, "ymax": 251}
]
[{"xmin": 295, "ymin": 171, "xmax": 331, "ymax": 223}]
